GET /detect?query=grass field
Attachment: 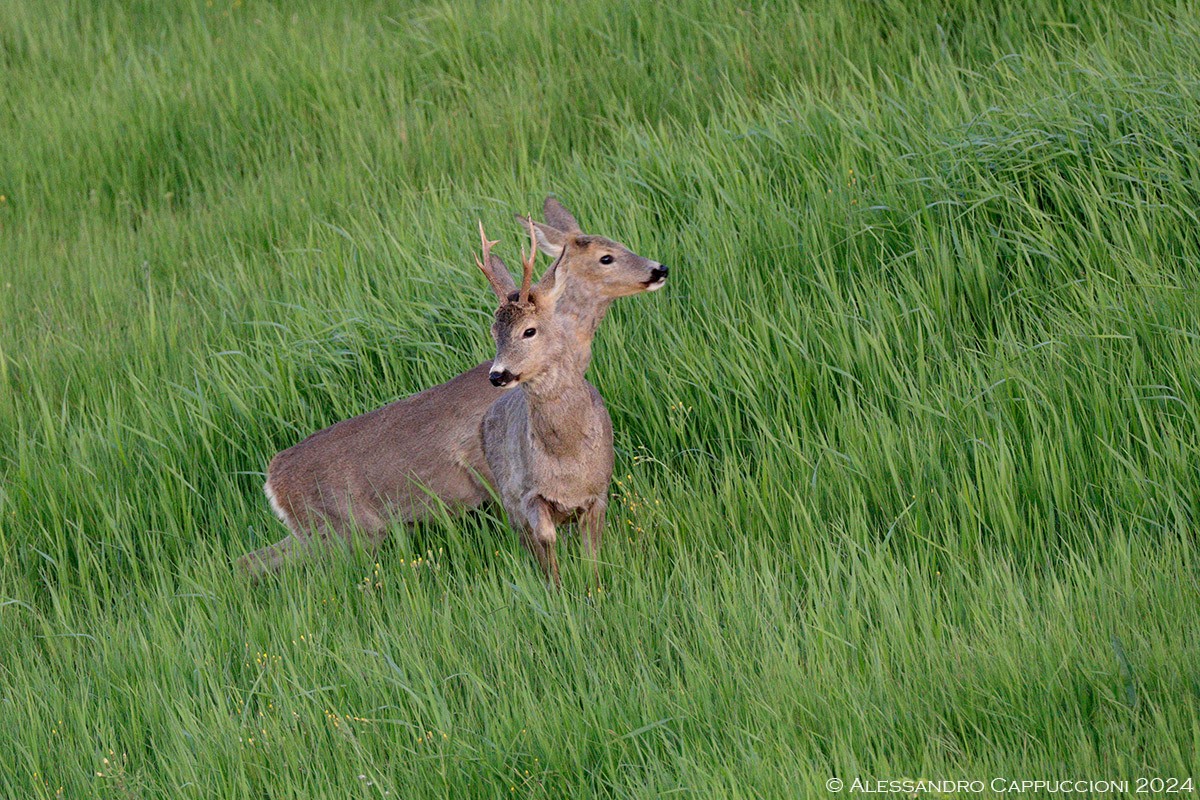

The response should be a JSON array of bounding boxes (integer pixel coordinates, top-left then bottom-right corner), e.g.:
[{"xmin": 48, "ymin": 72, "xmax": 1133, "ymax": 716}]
[{"xmin": 2, "ymin": 0, "xmax": 1199, "ymax": 796}]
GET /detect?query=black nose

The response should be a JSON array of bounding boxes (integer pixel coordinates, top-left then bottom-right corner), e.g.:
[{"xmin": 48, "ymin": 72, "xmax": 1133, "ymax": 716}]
[
  {"xmin": 489, "ymin": 369, "xmax": 515, "ymax": 387},
  {"xmin": 650, "ymin": 265, "xmax": 669, "ymax": 282}
]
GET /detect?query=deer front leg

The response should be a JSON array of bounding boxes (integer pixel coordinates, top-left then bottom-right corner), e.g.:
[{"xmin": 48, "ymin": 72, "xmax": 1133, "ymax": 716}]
[
  {"xmin": 520, "ymin": 495, "xmax": 561, "ymax": 588},
  {"xmin": 580, "ymin": 498, "xmax": 606, "ymax": 590}
]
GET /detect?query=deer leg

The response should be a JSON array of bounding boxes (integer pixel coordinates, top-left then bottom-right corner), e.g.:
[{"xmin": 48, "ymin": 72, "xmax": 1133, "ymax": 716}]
[
  {"xmin": 243, "ymin": 479, "xmax": 388, "ymax": 581},
  {"xmin": 275, "ymin": 508, "xmax": 384, "ymax": 568},
  {"xmin": 332, "ymin": 502, "xmax": 389, "ymax": 551},
  {"xmin": 521, "ymin": 496, "xmax": 561, "ymax": 589},
  {"xmin": 239, "ymin": 485, "xmax": 322, "ymax": 580},
  {"xmin": 237, "ymin": 534, "xmax": 301, "ymax": 580},
  {"xmin": 580, "ymin": 499, "xmax": 606, "ymax": 590},
  {"xmin": 237, "ymin": 509, "xmax": 330, "ymax": 581},
  {"xmin": 513, "ymin": 507, "xmax": 551, "ymax": 582}
]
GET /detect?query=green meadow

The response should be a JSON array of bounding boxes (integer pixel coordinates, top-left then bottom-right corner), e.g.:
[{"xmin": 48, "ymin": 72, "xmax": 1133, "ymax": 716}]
[{"xmin": 2, "ymin": 0, "xmax": 1198, "ymax": 796}]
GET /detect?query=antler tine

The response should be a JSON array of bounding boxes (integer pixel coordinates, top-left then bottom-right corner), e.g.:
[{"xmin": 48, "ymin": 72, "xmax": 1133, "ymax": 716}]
[
  {"xmin": 475, "ymin": 220, "xmax": 500, "ymax": 274},
  {"xmin": 475, "ymin": 219, "xmax": 518, "ymax": 301},
  {"xmin": 519, "ymin": 214, "xmax": 537, "ymax": 303},
  {"xmin": 475, "ymin": 219, "xmax": 502, "ymax": 283}
]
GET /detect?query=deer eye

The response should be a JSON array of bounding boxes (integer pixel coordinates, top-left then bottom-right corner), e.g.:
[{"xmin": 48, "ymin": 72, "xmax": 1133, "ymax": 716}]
[
  {"xmin": 522, "ymin": 327, "xmax": 537, "ymax": 338},
  {"xmin": 599, "ymin": 254, "xmax": 614, "ymax": 265}
]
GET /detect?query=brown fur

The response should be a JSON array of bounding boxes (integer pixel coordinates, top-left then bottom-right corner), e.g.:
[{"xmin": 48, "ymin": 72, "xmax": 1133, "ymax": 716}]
[
  {"xmin": 480, "ymin": 255, "xmax": 613, "ymax": 588},
  {"xmin": 237, "ymin": 197, "xmax": 666, "ymax": 579}
]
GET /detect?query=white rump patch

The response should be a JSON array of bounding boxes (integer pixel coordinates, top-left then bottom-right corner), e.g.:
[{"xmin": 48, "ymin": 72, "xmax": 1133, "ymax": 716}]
[{"xmin": 264, "ymin": 481, "xmax": 291, "ymax": 527}]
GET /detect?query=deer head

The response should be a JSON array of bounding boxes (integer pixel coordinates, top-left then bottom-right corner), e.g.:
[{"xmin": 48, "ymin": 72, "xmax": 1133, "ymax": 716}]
[
  {"xmin": 518, "ymin": 197, "xmax": 668, "ymax": 301},
  {"xmin": 476, "ymin": 220, "xmax": 571, "ymax": 389}
]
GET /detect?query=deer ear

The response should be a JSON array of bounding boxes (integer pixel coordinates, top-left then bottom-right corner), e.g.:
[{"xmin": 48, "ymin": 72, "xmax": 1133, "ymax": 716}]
[
  {"xmin": 533, "ymin": 251, "xmax": 569, "ymax": 306},
  {"xmin": 542, "ymin": 196, "xmax": 582, "ymax": 233},
  {"xmin": 516, "ymin": 214, "xmax": 568, "ymax": 257}
]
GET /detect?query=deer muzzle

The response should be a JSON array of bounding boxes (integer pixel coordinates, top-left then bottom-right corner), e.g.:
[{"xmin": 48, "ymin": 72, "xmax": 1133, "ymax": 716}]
[
  {"xmin": 489, "ymin": 369, "xmax": 517, "ymax": 388},
  {"xmin": 644, "ymin": 264, "xmax": 669, "ymax": 290}
]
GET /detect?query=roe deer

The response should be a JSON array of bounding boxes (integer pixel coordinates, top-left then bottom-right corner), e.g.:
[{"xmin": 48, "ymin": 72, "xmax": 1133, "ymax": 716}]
[
  {"xmin": 238, "ymin": 197, "xmax": 666, "ymax": 578},
  {"xmin": 477, "ymin": 222, "xmax": 612, "ymax": 588}
]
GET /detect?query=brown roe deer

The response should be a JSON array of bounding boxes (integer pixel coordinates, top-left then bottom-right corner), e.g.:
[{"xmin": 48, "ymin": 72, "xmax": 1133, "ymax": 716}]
[
  {"xmin": 477, "ymin": 222, "xmax": 613, "ymax": 587},
  {"xmin": 238, "ymin": 198, "xmax": 666, "ymax": 577}
]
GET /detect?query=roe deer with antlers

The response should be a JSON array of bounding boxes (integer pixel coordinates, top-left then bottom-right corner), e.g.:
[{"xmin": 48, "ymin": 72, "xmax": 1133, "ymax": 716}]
[
  {"xmin": 477, "ymin": 222, "xmax": 612, "ymax": 587},
  {"xmin": 237, "ymin": 198, "xmax": 666, "ymax": 578}
]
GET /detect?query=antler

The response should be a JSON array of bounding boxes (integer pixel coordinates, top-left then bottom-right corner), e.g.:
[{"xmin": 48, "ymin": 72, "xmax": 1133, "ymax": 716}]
[
  {"xmin": 475, "ymin": 220, "xmax": 515, "ymax": 300},
  {"xmin": 519, "ymin": 214, "xmax": 537, "ymax": 304},
  {"xmin": 475, "ymin": 220, "xmax": 499, "ymax": 269}
]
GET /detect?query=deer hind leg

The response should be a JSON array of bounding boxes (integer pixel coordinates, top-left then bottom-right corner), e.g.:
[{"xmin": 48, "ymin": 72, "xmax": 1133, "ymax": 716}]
[
  {"xmin": 236, "ymin": 481, "xmax": 320, "ymax": 580},
  {"xmin": 519, "ymin": 496, "xmax": 561, "ymax": 589},
  {"xmin": 236, "ymin": 535, "xmax": 300, "ymax": 579},
  {"xmin": 243, "ymin": 517, "xmax": 349, "ymax": 582},
  {"xmin": 326, "ymin": 495, "xmax": 390, "ymax": 551},
  {"xmin": 295, "ymin": 474, "xmax": 391, "ymax": 552},
  {"xmin": 239, "ymin": 480, "xmax": 384, "ymax": 580}
]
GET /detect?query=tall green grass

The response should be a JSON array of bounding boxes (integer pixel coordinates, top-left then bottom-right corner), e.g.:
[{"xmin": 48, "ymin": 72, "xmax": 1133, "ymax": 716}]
[{"xmin": 2, "ymin": 0, "xmax": 1198, "ymax": 796}]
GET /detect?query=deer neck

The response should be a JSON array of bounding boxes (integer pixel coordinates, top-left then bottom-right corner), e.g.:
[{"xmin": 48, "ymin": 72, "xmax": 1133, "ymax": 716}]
[
  {"xmin": 521, "ymin": 359, "xmax": 594, "ymax": 458},
  {"xmin": 555, "ymin": 281, "xmax": 613, "ymax": 342},
  {"xmin": 542, "ymin": 286, "xmax": 604, "ymax": 374}
]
